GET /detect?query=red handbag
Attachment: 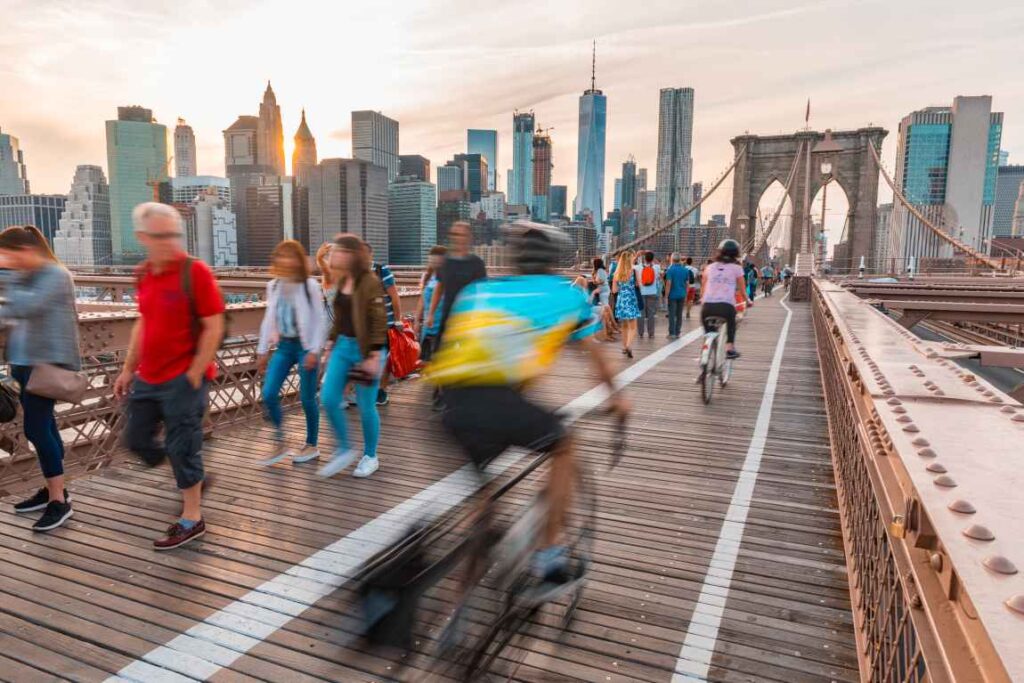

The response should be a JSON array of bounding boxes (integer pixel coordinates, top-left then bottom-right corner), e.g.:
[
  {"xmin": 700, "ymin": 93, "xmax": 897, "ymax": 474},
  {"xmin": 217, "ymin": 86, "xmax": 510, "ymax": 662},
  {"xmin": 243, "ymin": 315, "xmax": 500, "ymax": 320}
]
[{"xmin": 386, "ymin": 321, "xmax": 422, "ymax": 379}]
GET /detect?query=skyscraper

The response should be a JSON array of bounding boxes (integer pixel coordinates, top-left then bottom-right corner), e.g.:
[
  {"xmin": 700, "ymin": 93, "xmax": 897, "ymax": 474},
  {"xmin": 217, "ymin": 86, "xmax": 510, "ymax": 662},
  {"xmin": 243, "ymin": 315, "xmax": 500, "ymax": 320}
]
[
  {"xmin": 437, "ymin": 165, "xmax": 463, "ymax": 192},
  {"xmin": 511, "ymin": 112, "xmax": 535, "ymax": 206},
  {"xmin": 446, "ymin": 154, "xmax": 488, "ymax": 202},
  {"xmin": 1014, "ymin": 184, "xmax": 1024, "ymax": 237},
  {"xmin": 467, "ymin": 129, "xmax": 498, "ymax": 191},
  {"xmin": 0, "ymin": 126, "xmax": 30, "ymax": 195},
  {"xmin": 257, "ymin": 82, "xmax": 286, "ymax": 176},
  {"xmin": 389, "ymin": 176, "xmax": 437, "ymax": 265},
  {"xmin": 53, "ymin": 165, "xmax": 112, "ymax": 266},
  {"xmin": 307, "ymin": 158, "xmax": 389, "ymax": 257},
  {"xmin": 193, "ymin": 188, "xmax": 237, "ymax": 266},
  {"xmin": 621, "ymin": 157, "xmax": 637, "ymax": 211},
  {"xmin": 244, "ymin": 179, "xmax": 290, "ymax": 266},
  {"xmin": 993, "ymin": 165, "xmax": 1024, "ymax": 237},
  {"xmin": 399, "ymin": 155, "xmax": 431, "ymax": 182},
  {"xmin": 106, "ymin": 106, "xmax": 168, "ymax": 261},
  {"xmin": 352, "ymin": 111, "xmax": 399, "ymax": 181},
  {"xmin": 174, "ymin": 118, "xmax": 197, "ymax": 177},
  {"xmin": 891, "ymin": 96, "xmax": 1003, "ymax": 261},
  {"xmin": 0, "ymin": 194, "xmax": 67, "ymax": 243},
  {"xmin": 224, "ymin": 114, "xmax": 261, "ymax": 263},
  {"xmin": 170, "ymin": 176, "xmax": 231, "ymax": 205},
  {"xmin": 292, "ymin": 109, "xmax": 317, "ymax": 250},
  {"xmin": 613, "ymin": 179, "xmax": 622, "ymax": 212},
  {"xmin": 656, "ymin": 87, "xmax": 695, "ymax": 224},
  {"xmin": 531, "ymin": 128, "xmax": 552, "ymax": 222},
  {"xmin": 574, "ymin": 43, "xmax": 607, "ymax": 226},
  {"xmin": 548, "ymin": 185, "xmax": 568, "ymax": 218},
  {"xmin": 292, "ymin": 109, "xmax": 318, "ymax": 185}
]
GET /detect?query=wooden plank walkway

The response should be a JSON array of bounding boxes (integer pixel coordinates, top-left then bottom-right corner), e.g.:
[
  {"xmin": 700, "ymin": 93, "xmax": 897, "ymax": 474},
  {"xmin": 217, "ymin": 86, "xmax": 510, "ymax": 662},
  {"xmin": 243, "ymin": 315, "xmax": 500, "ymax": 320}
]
[{"xmin": 0, "ymin": 294, "xmax": 857, "ymax": 683}]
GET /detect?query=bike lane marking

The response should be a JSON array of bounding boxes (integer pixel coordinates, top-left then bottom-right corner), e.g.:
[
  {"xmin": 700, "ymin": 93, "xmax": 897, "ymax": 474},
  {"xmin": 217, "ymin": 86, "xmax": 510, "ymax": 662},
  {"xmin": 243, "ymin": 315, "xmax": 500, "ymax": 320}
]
[{"xmin": 671, "ymin": 294, "xmax": 793, "ymax": 682}]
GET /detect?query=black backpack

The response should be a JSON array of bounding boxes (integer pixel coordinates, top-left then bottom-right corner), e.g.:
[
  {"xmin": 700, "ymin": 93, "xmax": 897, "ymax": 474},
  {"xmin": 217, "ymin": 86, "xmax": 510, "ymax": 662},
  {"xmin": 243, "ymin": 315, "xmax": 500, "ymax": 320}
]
[{"xmin": 0, "ymin": 378, "xmax": 18, "ymax": 424}]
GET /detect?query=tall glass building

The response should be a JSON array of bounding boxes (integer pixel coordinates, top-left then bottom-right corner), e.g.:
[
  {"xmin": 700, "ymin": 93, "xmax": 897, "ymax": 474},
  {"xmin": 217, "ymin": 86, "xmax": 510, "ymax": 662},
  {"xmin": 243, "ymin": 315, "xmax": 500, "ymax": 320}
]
[
  {"xmin": 0, "ymin": 126, "xmax": 30, "ymax": 195},
  {"xmin": 574, "ymin": 84, "xmax": 606, "ymax": 226},
  {"xmin": 0, "ymin": 194, "xmax": 67, "ymax": 245},
  {"xmin": 993, "ymin": 165, "xmax": 1024, "ymax": 237},
  {"xmin": 655, "ymin": 87, "xmax": 694, "ymax": 225},
  {"xmin": 891, "ymin": 96, "xmax": 1003, "ymax": 261},
  {"xmin": 389, "ymin": 176, "xmax": 437, "ymax": 265},
  {"xmin": 53, "ymin": 165, "xmax": 112, "ymax": 266},
  {"xmin": 510, "ymin": 112, "xmax": 535, "ymax": 206},
  {"xmin": 106, "ymin": 106, "xmax": 168, "ymax": 262},
  {"xmin": 352, "ymin": 111, "xmax": 400, "ymax": 181},
  {"xmin": 467, "ymin": 129, "xmax": 498, "ymax": 192}
]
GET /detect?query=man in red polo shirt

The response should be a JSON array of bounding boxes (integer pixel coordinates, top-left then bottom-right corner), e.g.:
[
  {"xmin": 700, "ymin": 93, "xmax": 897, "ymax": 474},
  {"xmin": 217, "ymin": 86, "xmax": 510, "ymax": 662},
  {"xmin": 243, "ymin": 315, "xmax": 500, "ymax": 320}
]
[{"xmin": 112, "ymin": 202, "xmax": 225, "ymax": 550}]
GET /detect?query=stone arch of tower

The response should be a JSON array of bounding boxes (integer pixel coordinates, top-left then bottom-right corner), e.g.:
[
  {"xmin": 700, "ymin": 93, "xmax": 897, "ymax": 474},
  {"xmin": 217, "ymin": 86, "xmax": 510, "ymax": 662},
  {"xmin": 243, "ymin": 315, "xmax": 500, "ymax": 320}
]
[{"xmin": 729, "ymin": 127, "xmax": 887, "ymax": 268}]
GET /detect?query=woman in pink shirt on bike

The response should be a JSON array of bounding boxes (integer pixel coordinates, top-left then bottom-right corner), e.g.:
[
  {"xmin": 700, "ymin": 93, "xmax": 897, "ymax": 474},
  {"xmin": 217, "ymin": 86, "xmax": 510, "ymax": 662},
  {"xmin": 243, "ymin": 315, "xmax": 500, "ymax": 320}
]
[{"xmin": 700, "ymin": 239, "xmax": 748, "ymax": 359}]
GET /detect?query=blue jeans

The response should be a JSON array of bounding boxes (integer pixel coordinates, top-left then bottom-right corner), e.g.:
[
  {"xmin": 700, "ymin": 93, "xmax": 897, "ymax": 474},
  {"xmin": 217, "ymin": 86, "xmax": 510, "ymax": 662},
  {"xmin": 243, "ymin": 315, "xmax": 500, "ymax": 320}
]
[
  {"xmin": 321, "ymin": 337, "xmax": 383, "ymax": 457},
  {"xmin": 10, "ymin": 365, "xmax": 65, "ymax": 479},
  {"xmin": 262, "ymin": 337, "xmax": 319, "ymax": 446}
]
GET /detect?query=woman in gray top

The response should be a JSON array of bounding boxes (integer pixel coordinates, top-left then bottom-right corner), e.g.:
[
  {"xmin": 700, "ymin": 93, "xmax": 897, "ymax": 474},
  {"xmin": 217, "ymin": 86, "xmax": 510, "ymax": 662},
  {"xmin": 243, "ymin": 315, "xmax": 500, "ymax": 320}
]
[{"xmin": 0, "ymin": 225, "xmax": 80, "ymax": 532}]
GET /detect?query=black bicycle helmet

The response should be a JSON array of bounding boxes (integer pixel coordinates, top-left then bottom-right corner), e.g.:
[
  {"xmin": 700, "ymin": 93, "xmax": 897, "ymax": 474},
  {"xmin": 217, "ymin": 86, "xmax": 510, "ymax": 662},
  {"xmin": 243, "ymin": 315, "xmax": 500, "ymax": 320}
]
[
  {"xmin": 718, "ymin": 238, "xmax": 740, "ymax": 258},
  {"xmin": 507, "ymin": 220, "xmax": 567, "ymax": 274}
]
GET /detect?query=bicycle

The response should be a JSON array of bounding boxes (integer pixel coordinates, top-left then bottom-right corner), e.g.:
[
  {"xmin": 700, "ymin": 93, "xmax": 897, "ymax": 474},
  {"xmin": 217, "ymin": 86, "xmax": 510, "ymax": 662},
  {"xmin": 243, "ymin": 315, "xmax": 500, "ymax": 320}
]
[
  {"xmin": 354, "ymin": 410, "xmax": 628, "ymax": 681},
  {"xmin": 698, "ymin": 316, "xmax": 734, "ymax": 404}
]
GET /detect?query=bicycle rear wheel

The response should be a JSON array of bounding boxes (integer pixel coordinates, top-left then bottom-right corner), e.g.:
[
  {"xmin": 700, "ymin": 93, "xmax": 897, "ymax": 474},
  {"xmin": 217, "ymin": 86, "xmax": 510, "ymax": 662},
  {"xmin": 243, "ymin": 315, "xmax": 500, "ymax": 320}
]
[{"xmin": 701, "ymin": 337, "xmax": 717, "ymax": 404}]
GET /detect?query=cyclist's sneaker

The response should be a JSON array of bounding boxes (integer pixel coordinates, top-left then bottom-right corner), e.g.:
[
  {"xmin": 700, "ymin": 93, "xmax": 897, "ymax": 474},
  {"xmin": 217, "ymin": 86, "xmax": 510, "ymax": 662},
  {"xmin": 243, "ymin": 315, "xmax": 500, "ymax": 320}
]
[
  {"xmin": 14, "ymin": 487, "xmax": 70, "ymax": 514},
  {"xmin": 531, "ymin": 544, "xmax": 571, "ymax": 584},
  {"xmin": 317, "ymin": 448, "xmax": 359, "ymax": 478},
  {"xmin": 726, "ymin": 349, "xmax": 741, "ymax": 360},
  {"xmin": 352, "ymin": 455, "xmax": 379, "ymax": 478},
  {"xmin": 32, "ymin": 500, "xmax": 73, "ymax": 532},
  {"xmin": 292, "ymin": 445, "xmax": 320, "ymax": 463}
]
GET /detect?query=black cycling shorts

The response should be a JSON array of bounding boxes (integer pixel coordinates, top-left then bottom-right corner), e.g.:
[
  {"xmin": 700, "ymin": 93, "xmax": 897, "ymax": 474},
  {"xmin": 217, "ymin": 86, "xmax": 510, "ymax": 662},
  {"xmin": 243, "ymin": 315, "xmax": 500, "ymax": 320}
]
[{"xmin": 441, "ymin": 386, "xmax": 565, "ymax": 470}]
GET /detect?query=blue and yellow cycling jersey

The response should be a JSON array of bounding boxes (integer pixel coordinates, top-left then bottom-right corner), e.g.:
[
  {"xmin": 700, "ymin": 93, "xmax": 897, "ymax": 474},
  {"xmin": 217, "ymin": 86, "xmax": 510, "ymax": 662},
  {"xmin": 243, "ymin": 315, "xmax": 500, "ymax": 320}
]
[{"xmin": 426, "ymin": 275, "xmax": 599, "ymax": 387}]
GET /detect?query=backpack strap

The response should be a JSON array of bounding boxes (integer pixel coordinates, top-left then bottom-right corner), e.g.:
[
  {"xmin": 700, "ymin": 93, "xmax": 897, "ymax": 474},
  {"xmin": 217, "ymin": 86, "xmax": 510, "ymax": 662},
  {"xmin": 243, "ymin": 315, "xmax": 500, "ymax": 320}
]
[{"xmin": 180, "ymin": 256, "xmax": 200, "ymax": 341}]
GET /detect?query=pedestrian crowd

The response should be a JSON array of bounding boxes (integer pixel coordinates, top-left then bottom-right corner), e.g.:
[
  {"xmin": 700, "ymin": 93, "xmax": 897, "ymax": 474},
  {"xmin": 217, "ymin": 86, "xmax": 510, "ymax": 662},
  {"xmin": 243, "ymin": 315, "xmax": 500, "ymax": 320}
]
[{"xmin": 1, "ymin": 203, "xmax": 776, "ymax": 551}]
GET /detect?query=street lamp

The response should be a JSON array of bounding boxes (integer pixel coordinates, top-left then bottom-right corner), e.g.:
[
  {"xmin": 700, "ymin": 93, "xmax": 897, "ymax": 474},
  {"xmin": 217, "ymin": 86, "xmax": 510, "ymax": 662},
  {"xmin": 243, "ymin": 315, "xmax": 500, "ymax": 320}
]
[{"xmin": 818, "ymin": 160, "xmax": 833, "ymax": 273}]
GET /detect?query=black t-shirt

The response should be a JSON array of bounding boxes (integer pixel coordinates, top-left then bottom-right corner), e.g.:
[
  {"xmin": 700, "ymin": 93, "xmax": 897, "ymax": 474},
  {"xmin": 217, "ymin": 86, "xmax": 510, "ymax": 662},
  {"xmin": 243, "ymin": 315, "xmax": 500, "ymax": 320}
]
[
  {"xmin": 439, "ymin": 254, "xmax": 487, "ymax": 324},
  {"xmin": 333, "ymin": 293, "xmax": 356, "ymax": 338}
]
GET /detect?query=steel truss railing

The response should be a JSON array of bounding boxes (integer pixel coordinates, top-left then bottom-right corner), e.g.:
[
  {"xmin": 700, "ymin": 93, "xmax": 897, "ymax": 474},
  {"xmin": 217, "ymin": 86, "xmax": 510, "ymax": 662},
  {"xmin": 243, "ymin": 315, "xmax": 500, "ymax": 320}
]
[{"xmin": 811, "ymin": 281, "xmax": 1018, "ymax": 683}]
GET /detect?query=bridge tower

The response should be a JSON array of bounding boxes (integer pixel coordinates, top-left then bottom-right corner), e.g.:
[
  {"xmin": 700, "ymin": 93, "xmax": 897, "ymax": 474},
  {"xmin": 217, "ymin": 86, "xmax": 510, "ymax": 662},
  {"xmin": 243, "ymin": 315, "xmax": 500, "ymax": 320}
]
[{"xmin": 730, "ymin": 127, "xmax": 887, "ymax": 269}]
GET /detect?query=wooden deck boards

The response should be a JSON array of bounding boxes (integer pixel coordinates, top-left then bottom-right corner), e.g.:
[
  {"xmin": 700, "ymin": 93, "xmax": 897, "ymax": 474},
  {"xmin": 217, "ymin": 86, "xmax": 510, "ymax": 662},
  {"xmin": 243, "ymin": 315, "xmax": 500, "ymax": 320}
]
[{"xmin": 0, "ymin": 295, "xmax": 857, "ymax": 682}]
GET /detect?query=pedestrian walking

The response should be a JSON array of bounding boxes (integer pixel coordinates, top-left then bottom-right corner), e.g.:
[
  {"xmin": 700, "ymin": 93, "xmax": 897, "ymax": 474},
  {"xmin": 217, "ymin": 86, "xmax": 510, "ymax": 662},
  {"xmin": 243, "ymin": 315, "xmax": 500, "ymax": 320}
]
[
  {"xmin": 367, "ymin": 244, "xmax": 402, "ymax": 407},
  {"xmin": 255, "ymin": 240, "xmax": 327, "ymax": 466},
  {"xmin": 664, "ymin": 253, "xmax": 690, "ymax": 339},
  {"xmin": 0, "ymin": 226, "xmax": 80, "ymax": 532},
  {"xmin": 684, "ymin": 256, "xmax": 700, "ymax": 319},
  {"xmin": 425, "ymin": 221, "xmax": 487, "ymax": 341},
  {"xmin": 317, "ymin": 234, "xmax": 388, "ymax": 479},
  {"xmin": 635, "ymin": 251, "xmax": 661, "ymax": 338},
  {"xmin": 112, "ymin": 203, "xmax": 225, "ymax": 550},
  {"xmin": 612, "ymin": 251, "xmax": 641, "ymax": 358},
  {"xmin": 415, "ymin": 245, "xmax": 447, "ymax": 363}
]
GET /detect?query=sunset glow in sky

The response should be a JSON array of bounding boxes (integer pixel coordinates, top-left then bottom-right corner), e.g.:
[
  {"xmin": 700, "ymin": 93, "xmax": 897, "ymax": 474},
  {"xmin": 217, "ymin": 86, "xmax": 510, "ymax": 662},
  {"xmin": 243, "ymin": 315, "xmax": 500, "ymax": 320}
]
[{"xmin": 3, "ymin": 0, "xmax": 1022, "ymax": 219}]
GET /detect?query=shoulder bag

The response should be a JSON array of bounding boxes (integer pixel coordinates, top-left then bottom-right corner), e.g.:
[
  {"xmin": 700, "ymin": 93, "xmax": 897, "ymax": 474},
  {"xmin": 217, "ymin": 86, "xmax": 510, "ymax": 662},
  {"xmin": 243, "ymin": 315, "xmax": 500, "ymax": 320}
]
[{"xmin": 25, "ymin": 363, "xmax": 89, "ymax": 404}]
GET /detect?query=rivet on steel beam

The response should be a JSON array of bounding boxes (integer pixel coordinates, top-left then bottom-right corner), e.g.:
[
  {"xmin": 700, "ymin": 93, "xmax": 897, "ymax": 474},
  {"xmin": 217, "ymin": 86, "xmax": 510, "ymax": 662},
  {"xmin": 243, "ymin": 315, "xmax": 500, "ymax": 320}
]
[
  {"xmin": 926, "ymin": 462, "xmax": 947, "ymax": 474},
  {"xmin": 896, "ymin": 415, "xmax": 912, "ymax": 424},
  {"xmin": 887, "ymin": 398, "xmax": 902, "ymax": 406},
  {"xmin": 902, "ymin": 423, "xmax": 920, "ymax": 433},
  {"xmin": 917, "ymin": 448, "xmax": 937, "ymax": 458},
  {"xmin": 912, "ymin": 437, "xmax": 930, "ymax": 447},
  {"xmin": 883, "ymin": 390, "xmax": 895, "ymax": 397},
  {"xmin": 948, "ymin": 499, "xmax": 976, "ymax": 514},
  {"xmin": 983, "ymin": 556, "xmax": 1018, "ymax": 575},
  {"xmin": 1013, "ymin": 414, "xmax": 1024, "ymax": 423},
  {"xmin": 963, "ymin": 525, "xmax": 995, "ymax": 541},
  {"xmin": 934, "ymin": 390, "xmax": 945, "ymax": 396},
  {"xmin": 933, "ymin": 475, "xmax": 957, "ymax": 488},
  {"xmin": 1000, "ymin": 406, "xmax": 1016, "ymax": 414},
  {"xmin": 929, "ymin": 553, "xmax": 943, "ymax": 572},
  {"xmin": 1007, "ymin": 595, "xmax": 1024, "ymax": 615},
  {"xmin": 990, "ymin": 397, "xmax": 1003, "ymax": 404},
  {"xmin": 892, "ymin": 406, "xmax": 907, "ymax": 414}
]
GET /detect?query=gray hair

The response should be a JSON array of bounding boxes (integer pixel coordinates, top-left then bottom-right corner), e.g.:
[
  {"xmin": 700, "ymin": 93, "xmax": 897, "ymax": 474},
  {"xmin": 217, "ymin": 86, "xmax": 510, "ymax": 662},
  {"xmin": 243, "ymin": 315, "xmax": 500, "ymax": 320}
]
[
  {"xmin": 132, "ymin": 202, "xmax": 183, "ymax": 234},
  {"xmin": 671, "ymin": 252, "xmax": 681, "ymax": 263}
]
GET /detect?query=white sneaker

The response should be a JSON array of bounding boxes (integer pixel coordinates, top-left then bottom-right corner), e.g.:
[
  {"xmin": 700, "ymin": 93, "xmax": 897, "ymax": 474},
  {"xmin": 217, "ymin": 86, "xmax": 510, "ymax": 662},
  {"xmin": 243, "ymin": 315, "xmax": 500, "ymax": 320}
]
[
  {"xmin": 317, "ymin": 448, "xmax": 358, "ymax": 478},
  {"xmin": 291, "ymin": 446, "xmax": 320, "ymax": 464},
  {"xmin": 258, "ymin": 446, "xmax": 291, "ymax": 467},
  {"xmin": 352, "ymin": 455, "xmax": 379, "ymax": 478}
]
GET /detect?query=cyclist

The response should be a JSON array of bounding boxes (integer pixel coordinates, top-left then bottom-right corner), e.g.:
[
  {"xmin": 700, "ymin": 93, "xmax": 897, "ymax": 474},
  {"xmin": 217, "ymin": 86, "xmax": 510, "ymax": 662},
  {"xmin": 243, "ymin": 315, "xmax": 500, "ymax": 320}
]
[
  {"xmin": 782, "ymin": 264, "xmax": 793, "ymax": 290},
  {"xmin": 427, "ymin": 220, "xmax": 628, "ymax": 587},
  {"xmin": 760, "ymin": 262, "xmax": 775, "ymax": 296},
  {"xmin": 701, "ymin": 239, "xmax": 747, "ymax": 360}
]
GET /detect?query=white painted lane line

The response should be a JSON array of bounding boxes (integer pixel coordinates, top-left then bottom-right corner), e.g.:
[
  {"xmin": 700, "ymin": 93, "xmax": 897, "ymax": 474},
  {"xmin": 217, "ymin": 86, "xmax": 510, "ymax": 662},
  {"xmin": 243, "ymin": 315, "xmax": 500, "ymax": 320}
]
[
  {"xmin": 671, "ymin": 295, "xmax": 794, "ymax": 682},
  {"xmin": 107, "ymin": 326, "xmax": 705, "ymax": 683}
]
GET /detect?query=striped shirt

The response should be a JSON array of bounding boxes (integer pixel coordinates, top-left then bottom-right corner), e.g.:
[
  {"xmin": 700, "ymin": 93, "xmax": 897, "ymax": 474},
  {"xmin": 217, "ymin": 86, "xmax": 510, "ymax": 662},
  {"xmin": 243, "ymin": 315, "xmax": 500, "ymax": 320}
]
[{"xmin": 373, "ymin": 263, "xmax": 396, "ymax": 325}]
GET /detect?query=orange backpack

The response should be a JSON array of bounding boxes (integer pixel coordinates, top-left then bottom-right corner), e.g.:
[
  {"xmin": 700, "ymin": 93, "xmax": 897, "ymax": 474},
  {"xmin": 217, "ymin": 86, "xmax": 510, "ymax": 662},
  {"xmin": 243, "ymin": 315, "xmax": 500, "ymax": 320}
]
[{"xmin": 641, "ymin": 265, "xmax": 656, "ymax": 286}]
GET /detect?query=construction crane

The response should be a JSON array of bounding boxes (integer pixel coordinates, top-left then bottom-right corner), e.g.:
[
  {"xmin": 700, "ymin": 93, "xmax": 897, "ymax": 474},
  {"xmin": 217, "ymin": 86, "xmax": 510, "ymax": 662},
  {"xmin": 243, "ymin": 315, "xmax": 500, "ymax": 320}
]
[{"xmin": 146, "ymin": 155, "xmax": 175, "ymax": 202}]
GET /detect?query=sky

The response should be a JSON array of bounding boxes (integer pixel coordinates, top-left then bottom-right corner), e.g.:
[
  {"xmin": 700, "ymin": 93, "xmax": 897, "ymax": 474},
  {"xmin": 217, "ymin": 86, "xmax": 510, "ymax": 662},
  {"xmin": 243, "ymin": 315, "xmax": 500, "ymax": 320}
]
[{"xmin": 3, "ymin": 0, "xmax": 1023, "ymax": 223}]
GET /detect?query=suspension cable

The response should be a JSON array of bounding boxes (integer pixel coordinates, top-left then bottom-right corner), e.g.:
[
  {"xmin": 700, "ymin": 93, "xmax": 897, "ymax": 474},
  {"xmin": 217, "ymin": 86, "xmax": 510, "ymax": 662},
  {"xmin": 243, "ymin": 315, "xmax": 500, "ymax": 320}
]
[
  {"xmin": 868, "ymin": 141, "xmax": 1007, "ymax": 272},
  {"xmin": 610, "ymin": 145, "xmax": 747, "ymax": 258}
]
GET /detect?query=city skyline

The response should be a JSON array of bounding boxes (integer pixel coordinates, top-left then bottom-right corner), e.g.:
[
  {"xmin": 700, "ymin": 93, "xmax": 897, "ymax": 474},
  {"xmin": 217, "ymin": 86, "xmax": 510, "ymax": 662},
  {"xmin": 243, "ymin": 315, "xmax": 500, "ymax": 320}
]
[{"xmin": 2, "ymin": 1, "xmax": 1023, "ymax": 222}]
